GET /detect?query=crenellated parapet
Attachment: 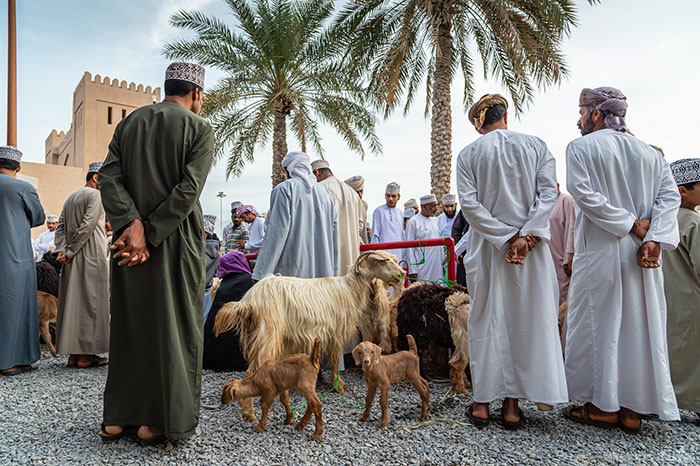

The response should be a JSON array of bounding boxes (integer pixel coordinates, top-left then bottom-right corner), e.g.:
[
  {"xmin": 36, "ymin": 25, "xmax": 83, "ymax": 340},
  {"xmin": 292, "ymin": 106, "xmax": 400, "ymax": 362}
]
[{"xmin": 79, "ymin": 71, "xmax": 159, "ymax": 96}]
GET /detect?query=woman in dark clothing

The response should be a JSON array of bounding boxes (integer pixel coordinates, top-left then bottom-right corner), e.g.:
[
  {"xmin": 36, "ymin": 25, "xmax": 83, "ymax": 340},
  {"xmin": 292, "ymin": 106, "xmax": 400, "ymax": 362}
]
[
  {"xmin": 451, "ymin": 211, "xmax": 470, "ymax": 289},
  {"xmin": 203, "ymin": 251, "xmax": 253, "ymax": 371}
]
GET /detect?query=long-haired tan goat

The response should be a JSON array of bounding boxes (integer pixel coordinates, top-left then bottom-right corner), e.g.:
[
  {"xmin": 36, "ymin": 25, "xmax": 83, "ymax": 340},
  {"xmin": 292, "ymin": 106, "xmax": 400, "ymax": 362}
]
[
  {"xmin": 445, "ymin": 291, "xmax": 470, "ymax": 394},
  {"xmin": 214, "ymin": 250, "xmax": 404, "ymax": 422}
]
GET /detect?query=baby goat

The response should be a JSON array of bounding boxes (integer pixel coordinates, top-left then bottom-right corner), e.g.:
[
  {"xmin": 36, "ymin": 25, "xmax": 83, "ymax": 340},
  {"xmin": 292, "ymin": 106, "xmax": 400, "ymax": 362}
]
[
  {"xmin": 353, "ymin": 334, "xmax": 429, "ymax": 428},
  {"xmin": 221, "ymin": 338, "xmax": 324, "ymax": 441}
]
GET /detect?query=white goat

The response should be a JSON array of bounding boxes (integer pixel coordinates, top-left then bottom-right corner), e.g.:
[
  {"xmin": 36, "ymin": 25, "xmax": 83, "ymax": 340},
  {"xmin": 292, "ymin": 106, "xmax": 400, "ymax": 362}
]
[{"xmin": 214, "ymin": 250, "xmax": 404, "ymax": 422}]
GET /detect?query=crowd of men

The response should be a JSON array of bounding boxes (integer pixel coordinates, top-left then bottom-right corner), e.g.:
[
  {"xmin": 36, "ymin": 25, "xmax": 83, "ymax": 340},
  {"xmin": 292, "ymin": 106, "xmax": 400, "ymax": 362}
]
[{"xmin": 0, "ymin": 60, "xmax": 698, "ymax": 444}]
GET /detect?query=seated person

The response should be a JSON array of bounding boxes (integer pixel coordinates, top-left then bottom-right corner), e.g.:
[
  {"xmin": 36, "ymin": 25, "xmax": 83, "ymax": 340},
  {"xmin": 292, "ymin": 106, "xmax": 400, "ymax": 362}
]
[{"xmin": 203, "ymin": 251, "xmax": 254, "ymax": 372}]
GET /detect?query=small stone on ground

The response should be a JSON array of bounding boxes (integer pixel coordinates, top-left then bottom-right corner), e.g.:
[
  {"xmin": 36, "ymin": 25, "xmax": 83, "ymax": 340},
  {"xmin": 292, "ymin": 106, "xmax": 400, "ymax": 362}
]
[{"xmin": 1, "ymin": 347, "xmax": 699, "ymax": 465}]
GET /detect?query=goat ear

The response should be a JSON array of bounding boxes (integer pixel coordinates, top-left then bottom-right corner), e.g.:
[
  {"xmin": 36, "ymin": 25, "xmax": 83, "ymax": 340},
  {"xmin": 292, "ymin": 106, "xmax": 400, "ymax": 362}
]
[
  {"xmin": 352, "ymin": 346, "xmax": 361, "ymax": 366},
  {"xmin": 372, "ymin": 345, "xmax": 381, "ymax": 365},
  {"xmin": 369, "ymin": 253, "xmax": 389, "ymax": 262}
]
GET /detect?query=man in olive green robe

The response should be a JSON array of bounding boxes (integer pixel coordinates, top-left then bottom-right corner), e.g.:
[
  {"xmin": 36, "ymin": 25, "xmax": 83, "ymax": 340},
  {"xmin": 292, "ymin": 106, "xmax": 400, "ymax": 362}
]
[
  {"xmin": 664, "ymin": 159, "xmax": 700, "ymax": 418},
  {"xmin": 99, "ymin": 62, "xmax": 214, "ymax": 443}
]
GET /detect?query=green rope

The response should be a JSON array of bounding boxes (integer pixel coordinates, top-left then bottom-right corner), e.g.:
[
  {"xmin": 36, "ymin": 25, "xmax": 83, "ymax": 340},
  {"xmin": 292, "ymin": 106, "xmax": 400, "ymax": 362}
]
[
  {"xmin": 403, "ymin": 237, "xmax": 456, "ymax": 287},
  {"xmin": 436, "ymin": 386, "xmax": 457, "ymax": 405},
  {"xmin": 402, "ymin": 418, "xmax": 473, "ymax": 430},
  {"xmin": 289, "ymin": 370, "xmax": 365, "ymax": 421}
]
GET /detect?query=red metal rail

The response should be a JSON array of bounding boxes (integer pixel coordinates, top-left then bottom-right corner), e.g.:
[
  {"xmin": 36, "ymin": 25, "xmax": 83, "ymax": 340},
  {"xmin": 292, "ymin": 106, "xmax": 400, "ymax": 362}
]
[
  {"xmin": 244, "ymin": 236, "xmax": 456, "ymax": 283},
  {"xmin": 360, "ymin": 237, "xmax": 456, "ymax": 283}
]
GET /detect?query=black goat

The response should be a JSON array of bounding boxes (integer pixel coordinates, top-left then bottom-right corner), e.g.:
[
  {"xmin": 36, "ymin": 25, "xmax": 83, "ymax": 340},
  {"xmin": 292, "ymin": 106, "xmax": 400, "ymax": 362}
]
[{"xmin": 396, "ymin": 283, "xmax": 467, "ymax": 376}]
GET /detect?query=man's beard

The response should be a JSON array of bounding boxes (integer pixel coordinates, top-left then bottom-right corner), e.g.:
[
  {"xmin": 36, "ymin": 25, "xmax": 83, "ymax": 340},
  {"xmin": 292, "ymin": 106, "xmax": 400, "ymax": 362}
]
[
  {"xmin": 445, "ymin": 210, "xmax": 456, "ymax": 219},
  {"xmin": 579, "ymin": 109, "xmax": 596, "ymax": 135}
]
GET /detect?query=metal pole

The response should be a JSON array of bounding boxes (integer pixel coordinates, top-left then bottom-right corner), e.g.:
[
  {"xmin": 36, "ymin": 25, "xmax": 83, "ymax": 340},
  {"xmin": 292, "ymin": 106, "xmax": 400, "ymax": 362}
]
[
  {"xmin": 7, "ymin": 0, "xmax": 17, "ymax": 146},
  {"xmin": 216, "ymin": 191, "xmax": 226, "ymax": 238}
]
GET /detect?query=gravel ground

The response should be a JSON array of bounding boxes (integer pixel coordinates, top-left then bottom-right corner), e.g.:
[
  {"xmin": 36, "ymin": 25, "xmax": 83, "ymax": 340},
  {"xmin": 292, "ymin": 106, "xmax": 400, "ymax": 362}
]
[{"xmin": 1, "ymin": 347, "xmax": 699, "ymax": 465}]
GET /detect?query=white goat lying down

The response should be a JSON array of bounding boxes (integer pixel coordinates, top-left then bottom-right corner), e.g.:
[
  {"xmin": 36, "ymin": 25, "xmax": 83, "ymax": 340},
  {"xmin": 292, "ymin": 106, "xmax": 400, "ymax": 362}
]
[{"xmin": 214, "ymin": 250, "xmax": 404, "ymax": 422}]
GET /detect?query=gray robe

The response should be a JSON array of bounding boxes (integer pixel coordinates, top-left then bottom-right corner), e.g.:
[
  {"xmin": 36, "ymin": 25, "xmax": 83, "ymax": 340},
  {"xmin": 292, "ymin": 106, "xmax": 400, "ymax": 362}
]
[
  {"xmin": 54, "ymin": 186, "xmax": 110, "ymax": 355},
  {"xmin": 253, "ymin": 178, "xmax": 338, "ymax": 280},
  {"xmin": 0, "ymin": 173, "xmax": 45, "ymax": 370}
]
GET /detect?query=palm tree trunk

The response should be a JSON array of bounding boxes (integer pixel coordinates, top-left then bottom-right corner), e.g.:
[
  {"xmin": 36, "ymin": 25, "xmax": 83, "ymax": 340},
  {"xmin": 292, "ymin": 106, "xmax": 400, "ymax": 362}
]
[
  {"xmin": 430, "ymin": 18, "xmax": 453, "ymax": 210},
  {"xmin": 272, "ymin": 108, "xmax": 289, "ymax": 187}
]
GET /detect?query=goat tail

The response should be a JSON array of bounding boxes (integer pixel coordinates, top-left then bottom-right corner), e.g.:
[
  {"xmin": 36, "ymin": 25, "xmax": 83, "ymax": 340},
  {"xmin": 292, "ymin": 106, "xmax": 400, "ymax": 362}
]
[
  {"xmin": 213, "ymin": 301, "xmax": 245, "ymax": 337},
  {"xmin": 311, "ymin": 337, "xmax": 321, "ymax": 369},
  {"xmin": 406, "ymin": 334, "xmax": 417, "ymax": 355}
]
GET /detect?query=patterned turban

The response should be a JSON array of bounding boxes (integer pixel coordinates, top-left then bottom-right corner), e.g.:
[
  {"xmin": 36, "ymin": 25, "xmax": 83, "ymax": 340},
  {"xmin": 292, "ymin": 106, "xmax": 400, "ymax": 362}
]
[
  {"xmin": 88, "ymin": 161, "xmax": 103, "ymax": 173},
  {"xmin": 165, "ymin": 62, "xmax": 205, "ymax": 89},
  {"xmin": 46, "ymin": 215, "xmax": 59, "ymax": 223},
  {"xmin": 385, "ymin": 182, "xmax": 400, "ymax": 194},
  {"xmin": 670, "ymin": 158, "xmax": 700, "ymax": 185},
  {"xmin": 203, "ymin": 220, "xmax": 215, "ymax": 236},
  {"xmin": 230, "ymin": 201, "xmax": 242, "ymax": 212},
  {"xmin": 420, "ymin": 194, "xmax": 437, "ymax": 205},
  {"xmin": 468, "ymin": 94, "xmax": 508, "ymax": 131},
  {"xmin": 236, "ymin": 204, "xmax": 259, "ymax": 217},
  {"xmin": 0, "ymin": 145, "xmax": 22, "ymax": 162},
  {"xmin": 441, "ymin": 194, "xmax": 457, "ymax": 205},
  {"xmin": 404, "ymin": 199, "xmax": 418, "ymax": 209},
  {"xmin": 344, "ymin": 175, "xmax": 364, "ymax": 192},
  {"xmin": 579, "ymin": 87, "xmax": 628, "ymax": 132},
  {"xmin": 310, "ymin": 159, "xmax": 330, "ymax": 171},
  {"xmin": 403, "ymin": 208, "xmax": 415, "ymax": 219}
]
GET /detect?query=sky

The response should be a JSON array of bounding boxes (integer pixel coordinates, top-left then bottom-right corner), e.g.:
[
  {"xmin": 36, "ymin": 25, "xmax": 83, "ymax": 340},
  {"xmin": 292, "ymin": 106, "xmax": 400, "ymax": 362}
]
[{"xmin": 1, "ymin": 0, "xmax": 699, "ymax": 235}]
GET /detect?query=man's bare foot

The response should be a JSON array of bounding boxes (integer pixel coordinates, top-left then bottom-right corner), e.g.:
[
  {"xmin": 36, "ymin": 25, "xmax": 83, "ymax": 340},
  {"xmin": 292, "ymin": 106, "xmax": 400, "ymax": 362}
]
[
  {"xmin": 103, "ymin": 425, "xmax": 123, "ymax": 435},
  {"xmin": 471, "ymin": 402, "xmax": 489, "ymax": 420},
  {"xmin": 584, "ymin": 403, "xmax": 619, "ymax": 424},
  {"xmin": 77, "ymin": 355, "xmax": 93, "ymax": 367},
  {"xmin": 502, "ymin": 398, "xmax": 521, "ymax": 423},
  {"xmin": 137, "ymin": 425, "xmax": 164, "ymax": 440},
  {"xmin": 619, "ymin": 407, "xmax": 641, "ymax": 430}
]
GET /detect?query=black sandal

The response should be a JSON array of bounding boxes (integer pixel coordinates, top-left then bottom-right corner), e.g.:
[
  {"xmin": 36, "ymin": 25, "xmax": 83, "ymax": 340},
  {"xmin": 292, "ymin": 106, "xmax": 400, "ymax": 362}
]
[
  {"xmin": 500, "ymin": 408, "xmax": 524, "ymax": 430},
  {"xmin": 1, "ymin": 365, "xmax": 36, "ymax": 376},
  {"xmin": 101, "ymin": 423, "xmax": 126, "ymax": 444},
  {"xmin": 138, "ymin": 434, "xmax": 167, "ymax": 446},
  {"xmin": 466, "ymin": 404, "xmax": 489, "ymax": 428},
  {"xmin": 563, "ymin": 403, "xmax": 617, "ymax": 429},
  {"xmin": 78, "ymin": 356, "xmax": 109, "ymax": 368}
]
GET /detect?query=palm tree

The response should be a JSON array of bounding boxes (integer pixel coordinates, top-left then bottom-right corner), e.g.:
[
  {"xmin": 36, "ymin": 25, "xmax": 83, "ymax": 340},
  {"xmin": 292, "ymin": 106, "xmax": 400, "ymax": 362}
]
[
  {"xmin": 338, "ymin": 0, "xmax": 596, "ymax": 202},
  {"xmin": 163, "ymin": 0, "xmax": 381, "ymax": 186}
]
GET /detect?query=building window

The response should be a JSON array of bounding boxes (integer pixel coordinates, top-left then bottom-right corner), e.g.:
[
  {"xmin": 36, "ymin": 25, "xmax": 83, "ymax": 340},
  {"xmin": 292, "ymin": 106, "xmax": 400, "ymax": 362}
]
[
  {"xmin": 122, "ymin": 109, "xmax": 126, "ymax": 120},
  {"xmin": 107, "ymin": 106, "xmax": 113, "ymax": 124}
]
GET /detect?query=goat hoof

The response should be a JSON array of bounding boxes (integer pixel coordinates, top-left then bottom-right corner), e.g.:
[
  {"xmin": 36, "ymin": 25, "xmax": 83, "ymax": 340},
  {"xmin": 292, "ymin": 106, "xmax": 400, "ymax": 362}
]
[
  {"xmin": 294, "ymin": 423, "xmax": 304, "ymax": 431},
  {"xmin": 380, "ymin": 421, "xmax": 389, "ymax": 428},
  {"xmin": 359, "ymin": 414, "xmax": 369, "ymax": 422},
  {"xmin": 283, "ymin": 417, "xmax": 293, "ymax": 425},
  {"xmin": 311, "ymin": 434, "xmax": 322, "ymax": 441},
  {"xmin": 336, "ymin": 380, "xmax": 347, "ymax": 394},
  {"xmin": 252, "ymin": 424, "xmax": 265, "ymax": 433},
  {"xmin": 244, "ymin": 414, "xmax": 258, "ymax": 423}
]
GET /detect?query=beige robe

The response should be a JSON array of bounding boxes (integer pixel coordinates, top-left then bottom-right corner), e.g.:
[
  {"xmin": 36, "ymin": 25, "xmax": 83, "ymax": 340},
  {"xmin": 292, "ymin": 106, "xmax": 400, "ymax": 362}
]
[
  {"xmin": 663, "ymin": 207, "xmax": 700, "ymax": 412},
  {"xmin": 54, "ymin": 187, "xmax": 110, "ymax": 354},
  {"xmin": 359, "ymin": 199, "xmax": 369, "ymax": 244},
  {"xmin": 549, "ymin": 192, "xmax": 575, "ymax": 304},
  {"xmin": 320, "ymin": 176, "xmax": 362, "ymax": 276}
]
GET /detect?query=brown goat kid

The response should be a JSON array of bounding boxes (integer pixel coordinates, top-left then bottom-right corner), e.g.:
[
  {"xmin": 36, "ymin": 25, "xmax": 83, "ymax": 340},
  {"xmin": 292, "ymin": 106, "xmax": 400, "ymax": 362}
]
[
  {"xmin": 221, "ymin": 338, "xmax": 324, "ymax": 441},
  {"xmin": 37, "ymin": 291, "xmax": 58, "ymax": 357},
  {"xmin": 353, "ymin": 335, "xmax": 429, "ymax": 428}
]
